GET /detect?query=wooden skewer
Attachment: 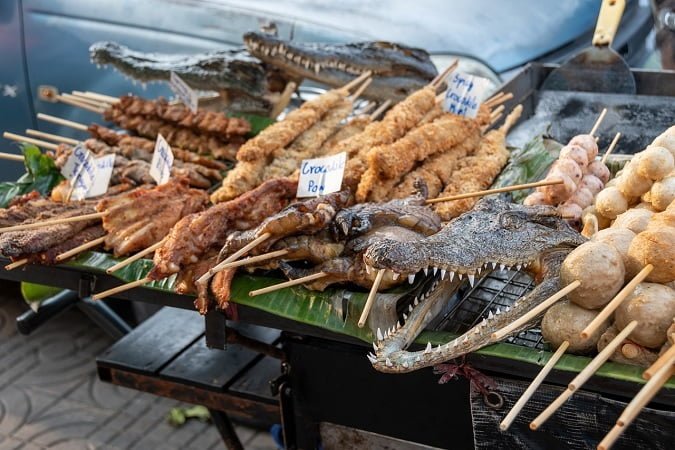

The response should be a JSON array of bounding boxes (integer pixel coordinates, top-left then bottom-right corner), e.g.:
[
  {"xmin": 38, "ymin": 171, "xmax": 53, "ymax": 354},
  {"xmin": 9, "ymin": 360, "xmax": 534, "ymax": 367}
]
[
  {"xmin": 3, "ymin": 132, "xmax": 59, "ymax": 151},
  {"xmin": 426, "ymin": 178, "xmax": 564, "ymax": 205},
  {"xmin": 26, "ymin": 129, "xmax": 80, "ymax": 145},
  {"xmin": 529, "ymin": 321, "xmax": 638, "ymax": 431},
  {"xmin": 358, "ymin": 268, "xmax": 386, "ymax": 328},
  {"xmin": 37, "ymin": 113, "xmax": 88, "ymax": 131},
  {"xmin": 196, "ymin": 232, "xmax": 272, "ymax": 286},
  {"xmin": 643, "ymin": 334, "xmax": 675, "ymax": 380},
  {"xmin": 598, "ymin": 359, "xmax": 675, "ymax": 450},
  {"xmin": 55, "ymin": 94, "xmax": 105, "ymax": 114},
  {"xmin": 485, "ymin": 92, "xmax": 514, "ymax": 109},
  {"xmin": 489, "ymin": 104, "xmax": 505, "ymax": 120},
  {"xmin": 484, "ymin": 91, "xmax": 504, "ymax": 106},
  {"xmin": 579, "ymin": 265, "xmax": 653, "ymax": 339},
  {"xmin": 348, "ymin": 78, "xmax": 372, "ymax": 101},
  {"xmin": 5, "ymin": 258, "xmax": 29, "ymax": 270},
  {"xmin": 491, "ymin": 280, "xmax": 580, "ymax": 341},
  {"xmin": 62, "ymin": 93, "xmax": 107, "ymax": 109},
  {"xmin": 601, "ymin": 132, "xmax": 621, "ymax": 164},
  {"xmin": 499, "ymin": 341, "xmax": 570, "ymax": 431},
  {"xmin": 105, "ymin": 239, "xmax": 166, "ymax": 274},
  {"xmin": 430, "ymin": 60, "xmax": 459, "ymax": 89},
  {"xmin": 589, "ymin": 108, "xmax": 608, "ymax": 137},
  {"xmin": 54, "ymin": 236, "xmax": 106, "ymax": 262},
  {"xmin": 83, "ymin": 91, "xmax": 119, "ymax": 103},
  {"xmin": 0, "ymin": 212, "xmax": 106, "ymax": 233},
  {"xmin": 337, "ymin": 71, "xmax": 373, "ymax": 95},
  {"xmin": 71, "ymin": 91, "xmax": 116, "ymax": 105},
  {"xmin": 270, "ymin": 81, "xmax": 297, "ymax": 119},
  {"xmin": 0, "ymin": 152, "xmax": 24, "ymax": 162},
  {"xmin": 249, "ymin": 271, "xmax": 327, "ymax": 297},
  {"xmin": 211, "ymin": 249, "xmax": 289, "ymax": 272},
  {"xmin": 360, "ymin": 102, "xmax": 377, "ymax": 115},
  {"xmin": 369, "ymin": 100, "xmax": 392, "ymax": 121},
  {"xmin": 92, "ymin": 276, "xmax": 151, "ymax": 301}
]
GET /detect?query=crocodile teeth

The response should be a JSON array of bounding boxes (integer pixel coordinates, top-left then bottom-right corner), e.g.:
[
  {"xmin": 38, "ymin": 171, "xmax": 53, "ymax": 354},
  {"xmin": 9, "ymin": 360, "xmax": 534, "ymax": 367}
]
[
  {"xmin": 403, "ymin": 313, "xmax": 408, "ymax": 321},
  {"xmin": 491, "ymin": 262, "xmax": 497, "ymax": 269},
  {"xmin": 314, "ymin": 64, "xmax": 320, "ymax": 74},
  {"xmin": 433, "ymin": 266, "xmax": 438, "ymax": 275},
  {"xmin": 425, "ymin": 342, "xmax": 432, "ymax": 354},
  {"xmin": 496, "ymin": 307, "xmax": 502, "ymax": 315},
  {"xmin": 506, "ymin": 306, "xmax": 511, "ymax": 312},
  {"xmin": 468, "ymin": 274, "xmax": 475, "ymax": 287},
  {"xmin": 488, "ymin": 311, "xmax": 494, "ymax": 320},
  {"xmin": 377, "ymin": 328, "xmax": 383, "ymax": 341},
  {"xmin": 516, "ymin": 264, "xmax": 522, "ymax": 271},
  {"xmin": 453, "ymin": 340, "xmax": 459, "ymax": 347},
  {"xmin": 386, "ymin": 358, "xmax": 393, "ymax": 367},
  {"xmin": 440, "ymin": 269, "xmax": 446, "ymax": 280},
  {"xmin": 408, "ymin": 304, "xmax": 413, "ymax": 313},
  {"xmin": 392, "ymin": 272, "xmax": 400, "ymax": 281},
  {"xmin": 396, "ymin": 322, "xmax": 401, "ymax": 330},
  {"xmin": 416, "ymin": 356, "xmax": 421, "ymax": 362},
  {"xmin": 413, "ymin": 297, "xmax": 419, "ymax": 306},
  {"xmin": 373, "ymin": 342, "xmax": 378, "ymax": 352},
  {"xmin": 449, "ymin": 271, "xmax": 455, "ymax": 282},
  {"xmin": 408, "ymin": 274, "xmax": 415, "ymax": 284},
  {"xmin": 436, "ymin": 345, "xmax": 442, "ymax": 352},
  {"xmin": 384, "ymin": 330, "xmax": 389, "ymax": 339},
  {"xmin": 458, "ymin": 273, "xmax": 463, "ymax": 280},
  {"xmin": 499, "ymin": 264, "xmax": 505, "ymax": 271},
  {"xmin": 402, "ymin": 361, "xmax": 409, "ymax": 368},
  {"xmin": 474, "ymin": 327, "xmax": 480, "ymax": 334},
  {"xmin": 476, "ymin": 267, "xmax": 482, "ymax": 275},
  {"xmin": 365, "ymin": 264, "xmax": 372, "ymax": 275},
  {"xmin": 367, "ymin": 353, "xmax": 377, "ymax": 364},
  {"xmin": 423, "ymin": 267, "xmax": 429, "ymax": 276}
]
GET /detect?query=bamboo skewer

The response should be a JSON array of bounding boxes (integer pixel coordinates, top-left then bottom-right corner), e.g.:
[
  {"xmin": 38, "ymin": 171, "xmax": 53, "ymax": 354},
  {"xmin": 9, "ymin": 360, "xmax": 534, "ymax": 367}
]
[
  {"xmin": 430, "ymin": 60, "xmax": 459, "ymax": 89},
  {"xmin": 426, "ymin": 179, "xmax": 564, "ymax": 205},
  {"xmin": 643, "ymin": 334, "xmax": 675, "ymax": 380},
  {"xmin": 55, "ymin": 94, "xmax": 105, "ymax": 114},
  {"xmin": 54, "ymin": 236, "xmax": 106, "ymax": 262},
  {"xmin": 37, "ymin": 113, "xmax": 88, "ymax": 131},
  {"xmin": 92, "ymin": 276, "xmax": 151, "ymax": 301},
  {"xmin": 491, "ymin": 280, "xmax": 581, "ymax": 341},
  {"xmin": 25, "ymin": 129, "xmax": 80, "ymax": 145},
  {"xmin": 62, "ymin": 93, "xmax": 108, "ymax": 109},
  {"xmin": 83, "ymin": 91, "xmax": 119, "ymax": 103},
  {"xmin": 3, "ymin": 132, "xmax": 59, "ymax": 151},
  {"xmin": 270, "ymin": 81, "xmax": 297, "ymax": 119},
  {"xmin": 71, "ymin": 91, "xmax": 116, "ymax": 105},
  {"xmin": 369, "ymin": 100, "xmax": 392, "ymax": 121},
  {"xmin": 589, "ymin": 108, "xmax": 608, "ymax": 137},
  {"xmin": 598, "ymin": 358, "xmax": 675, "ymax": 450},
  {"xmin": 484, "ymin": 91, "xmax": 504, "ymax": 106},
  {"xmin": 0, "ymin": 152, "xmax": 24, "ymax": 162},
  {"xmin": 500, "ymin": 341, "xmax": 570, "ymax": 431},
  {"xmin": 347, "ymin": 78, "xmax": 373, "ymax": 102},
  {"xmin": 105, "ymin": 239, "xmax": 166, "ymax": 274},
  {"xmin": 5, "ymin": 258, "xmax": 29, "ymax": 270},
  {"xmin": 196, "ymin": 232, "xmax": 272, "ymax": 286},
  {"xmin": 0, "ymin": 212, "xmax": 106, "ymax": 233},
  {"xmin": 485, "ymin": 92, "xmax": 513, "ymax": 108},
  {"xmin": 529, "ymin": 320, "xmax": 638, "ymax": 430},
  {"xmin": 601, "ymin": 132, "xmax": 621, "ymax": 164},
  {"xmin": 359, "ymin": 102, "xmax": 377, "ymax": 115},
  {"xmin": 249, "ymin": 271, "xmax": 327, "ymax": 297},
  {"xmin": 211, "ymin": 249, "xmax": 289, "ymax": 272},
  {"xmin": 336, "ymin": 71, "xmax": 373, "ymax": 95},
  {"xmin": 489, "ymin": 104, "xmax": 505, "ymax": 121},
  {"xmin": 579, "ymin": 265, "xmax": 653, "ymax": 339},
  {"xmin": 358, "ymin": 268, "xmax": 386, "ymax": 328}
]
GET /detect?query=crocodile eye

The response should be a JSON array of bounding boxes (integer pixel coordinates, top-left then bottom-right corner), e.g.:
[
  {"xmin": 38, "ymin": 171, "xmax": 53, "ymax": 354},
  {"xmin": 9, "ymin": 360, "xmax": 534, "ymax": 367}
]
[{"xmin": 500, "ymin": 213, "xmax": 523, "ymax": 229}]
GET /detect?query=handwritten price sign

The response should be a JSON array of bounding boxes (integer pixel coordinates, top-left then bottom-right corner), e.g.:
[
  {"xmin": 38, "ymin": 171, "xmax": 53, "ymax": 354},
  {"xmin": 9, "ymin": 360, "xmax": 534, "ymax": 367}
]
[
  {"xmin": 443, "ymin": 72, "xmax": 490, "ymax": 118},
  {"xmin": 169, "ymin": 72, "xmax": 198, "ymax": 113},
  {"xmin": 296, "ymin": 152, "xmax": 346, "ymax": 198},
  {"xmin": 60, "ymin": 145, "xmax": 114, "ymax": 200},
  {"xmin": 150, "ymin": 134, "xmax": 174, "ymax": 185}
]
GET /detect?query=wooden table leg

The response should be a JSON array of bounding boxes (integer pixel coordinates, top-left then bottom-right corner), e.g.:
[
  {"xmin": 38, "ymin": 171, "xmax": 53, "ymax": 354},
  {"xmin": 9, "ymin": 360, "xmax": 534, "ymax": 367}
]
[{"xmin": 209, "ymin": 409, "xmax": 244, "ymax": 450}]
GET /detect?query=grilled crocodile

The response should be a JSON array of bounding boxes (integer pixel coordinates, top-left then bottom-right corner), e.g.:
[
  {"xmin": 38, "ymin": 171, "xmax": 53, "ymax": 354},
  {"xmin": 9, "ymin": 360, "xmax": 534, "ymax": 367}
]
[{"xmin": 361, "ymin": 197, "xmax": 586, "ymax": 373}]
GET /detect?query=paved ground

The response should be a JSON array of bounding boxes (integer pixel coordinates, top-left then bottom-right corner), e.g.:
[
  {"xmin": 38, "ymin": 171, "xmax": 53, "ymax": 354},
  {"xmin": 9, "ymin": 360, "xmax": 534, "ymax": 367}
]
[{"xmin": 0, "ymin": 286, "xmax": 277, "ymax": 450}]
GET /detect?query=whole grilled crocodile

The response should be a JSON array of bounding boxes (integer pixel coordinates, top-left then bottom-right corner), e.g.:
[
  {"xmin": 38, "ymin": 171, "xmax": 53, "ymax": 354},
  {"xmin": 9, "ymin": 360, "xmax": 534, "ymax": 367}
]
[
  {"xmin": 89, "ymin": 32, "xmax": 437, "ymax": 113},
  {"xmin": 361, "ymin": 197, "xmax": 586, "ymax": 373}
]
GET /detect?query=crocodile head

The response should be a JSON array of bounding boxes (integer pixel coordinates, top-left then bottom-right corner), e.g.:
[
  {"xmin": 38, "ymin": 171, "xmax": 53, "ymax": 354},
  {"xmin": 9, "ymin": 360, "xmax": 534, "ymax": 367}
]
[
  {"xmin": 243, "ymin": 32, "xmax": 438, "ymax": 101},
  {"xmin": 364, "ymin": 197, "xmax": 584, "ymax": 284},
  {"xmin": 363, "ymin": 197, "xmax": 586, "ymax": 373}
]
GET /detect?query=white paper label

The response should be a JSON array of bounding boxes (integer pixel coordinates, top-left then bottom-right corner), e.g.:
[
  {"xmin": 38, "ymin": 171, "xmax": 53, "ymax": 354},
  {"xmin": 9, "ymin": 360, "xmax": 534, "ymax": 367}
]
[
  {"xmin": 169, "ymin": 72, "xmax": 198, "ymax": 113},
  {"xmin": 150, "ymin": 134, "xmax": 174, "ymax": 185},
  {"xmin": 61, "ymin": 144, "xmax": 97, "ymax": 200},
  {"xmin": 296, "ymin": 152, "xmax": 346, "ymax": 198},
  {"xmin": 87, "ymin": 154, "xmax": 116, "ymax": 197},
  {"xmin": 443, "ymin": 72, "xmax": 490, "ymax": 118}
]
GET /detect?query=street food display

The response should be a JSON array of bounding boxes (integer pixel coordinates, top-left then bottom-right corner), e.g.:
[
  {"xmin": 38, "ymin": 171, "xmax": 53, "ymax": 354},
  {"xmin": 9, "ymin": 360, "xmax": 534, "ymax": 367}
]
[{"xmin": 1, "ymin": 30, "xmax": 674, "ymax": 450}]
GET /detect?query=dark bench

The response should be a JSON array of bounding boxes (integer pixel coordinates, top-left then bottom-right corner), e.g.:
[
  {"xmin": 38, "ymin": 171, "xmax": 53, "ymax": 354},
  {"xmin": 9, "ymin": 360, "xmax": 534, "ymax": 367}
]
[{"xmin": 96, "ymin": 307, "xmax": 283, "ymax": 449}]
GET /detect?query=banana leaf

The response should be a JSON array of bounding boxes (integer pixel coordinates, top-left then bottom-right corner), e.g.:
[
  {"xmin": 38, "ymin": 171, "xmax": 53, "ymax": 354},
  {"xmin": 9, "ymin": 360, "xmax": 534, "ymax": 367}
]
[
  {"xmin": 0, "ymin": 144, "xmax": 64, "ymax": 207},
  {"xmin": 60, "ymin": 250, "xmax": 672, "ymax": 388},
  {"xmin": 229, "ymin": 113, "xmax": 275, "ymax": 137}
]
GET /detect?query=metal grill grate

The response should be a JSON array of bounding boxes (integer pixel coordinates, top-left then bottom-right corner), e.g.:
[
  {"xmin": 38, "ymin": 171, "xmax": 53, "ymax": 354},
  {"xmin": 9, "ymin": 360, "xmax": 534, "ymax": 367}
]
[{"xmin": 432, "ymin": 270, "xmax": 547, "ymax": 350}]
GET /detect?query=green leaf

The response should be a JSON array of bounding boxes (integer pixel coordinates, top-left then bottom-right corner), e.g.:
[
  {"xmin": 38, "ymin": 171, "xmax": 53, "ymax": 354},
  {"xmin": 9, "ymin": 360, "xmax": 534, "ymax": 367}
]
[
  {"xmin": 230, "ymin": 113, "xmax": 275, "ymax": 137},
  {"xmin": 0, "ymin": 144, "xmax": 64, "ymax": 208},
  {"xmin": 20, "ymin": 282, "xmax": 63, "ymax": 304}
]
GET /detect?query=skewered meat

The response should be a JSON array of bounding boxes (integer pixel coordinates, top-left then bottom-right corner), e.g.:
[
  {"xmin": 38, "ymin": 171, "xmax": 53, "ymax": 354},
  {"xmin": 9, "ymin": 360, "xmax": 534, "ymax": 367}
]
[
  {"xmin": 595, "ymin": 186, "xmax": 629, "ymax": 219},
  {"xmin": 109, "ymin": 95, "xmax": 251, "ymax": 137},
  {"xmin": 635, "ymin": 146, "xmax": 674, "ymax": 180},
  {"xmin": 541, "ymin": 300, "xmax": 609, "ymax": 354},
  {"xmin": 96, "ymin": 179, "xmax": 209, "ymax": 256},
  {"xmin": 88, "ymin": 124, "xmax": 228, "ymax": 170},
  {"xmin": 615, "ymin": 282, "xmax": 675, "ymax": 348},
  {"xmin": 648, "ymin": 176, "xmax": 675, "ymax": 211},
  {"xmin": 569, "ymin": 134, "xmax": 599, "ymax": 161},
  {"xmin": 149, "ymin": 177, "xmax": 297, "ymax": 279},
  {"xmin": 0, "ymin": 197, "xmax": 88, "ymax": 227},
  {"xmin": 593, "ymin": 227, "xmax": 637, "ymax": 282},
  {"xmin": 323, "ymin": 115, "xmax": 371, "ymax": 154},
  {"xmin": 19, "ymin": 225, "xmax": 106, "ymax": 265},
  {"xmin": 598, "ymin": 324, "xmax": 659, "ymax": 367},
  {"xmin": 612, "ymin": 208, "xmax": 654, "ymax": 234},
  {"xmin": 628, "ymin": 226, "xmax": 675, "ymax": 283},
  {"xmin": 558, "ymin": 145, "xmax": 589, "ymax": 169},
  {"xmin": 560, "ymin": 241, "xmax": 625, "ymax": 309},
  {"xmin": 220, "ymin": 190, "xmax": 351, "ymax": 257}
]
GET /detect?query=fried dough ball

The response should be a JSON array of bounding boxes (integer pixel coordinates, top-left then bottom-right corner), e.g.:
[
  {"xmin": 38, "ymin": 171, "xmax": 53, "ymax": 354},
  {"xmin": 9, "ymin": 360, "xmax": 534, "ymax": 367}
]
[
  {"xmin": 595, "ymin": 186, "xmax": 628, "ymax": 219},
  {"xmin": 593, "ymin": 227, "xmax": 637, "ymax": 281},
  {"xmin": 552, "ymin": 159, "xmax": 583, "ymax": 184},
  {"xmin": 569, "ymin": 134, "xmax": 599, "ymax": 162},
  {"xmin": 587, "ymin": 160, "xmax": 611, "ymax": 184},
  {"xmin": 542, "ymin": 300, "xmax": 609, "ymax": 354},
  {"xmin": 616, "ymin": 165, "xmax": 653, "ymax": 198},
  {"xmin": 611, "ymin": 208, "xmax": 654, "ymax": 234},
  {"xmin": 636, "ymin": 146, "xmax": 674, "ymax": 180},
  {"xmin": 627, "ymin": 226, "xmax": 675, "ymax": 283},
  {"xmin": 558, "ymin": 202, "xmax": 582, "ymax": 227},
  {"xmin": 561, "ymin": 241, "xmax": 625, "ymax": 309},
  {"xmin": 559, "ymin": 144, "xmax": 589, "ymax": 169},
  {"xmin": 615, "ymin": 282, "xmax": 675, "ymax": 348},
  {"xmin": 580, "ymin": 174, "xmax": 604, "ymax": 196},
  {"xmin": 566, "ymin": 187, "xmax": 594, "ymax": 209},
  {"xmin": 523, "ymin": 191, "xmax": 548, "ymax": 206},
  {"xmin": 649, "ymin": 176, "xmax": 675, "ymax": 211},
  {"xmin": 652, "ymin": 134, "xmax": 675, "ymax": 158}
]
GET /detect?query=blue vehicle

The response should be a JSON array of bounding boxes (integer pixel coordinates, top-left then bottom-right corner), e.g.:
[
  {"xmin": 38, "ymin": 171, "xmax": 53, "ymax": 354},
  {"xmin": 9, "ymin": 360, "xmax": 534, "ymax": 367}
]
[{"xmin": 0, "ymin": 0, "xmax": 653, "ymax": 180}]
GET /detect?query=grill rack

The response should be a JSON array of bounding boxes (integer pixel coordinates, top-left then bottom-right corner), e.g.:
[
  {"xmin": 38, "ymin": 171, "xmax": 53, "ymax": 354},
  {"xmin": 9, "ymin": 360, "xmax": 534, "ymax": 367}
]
[{"xmin": 432, "ymin": 270, "xmax": 547, "ymax": 350}]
